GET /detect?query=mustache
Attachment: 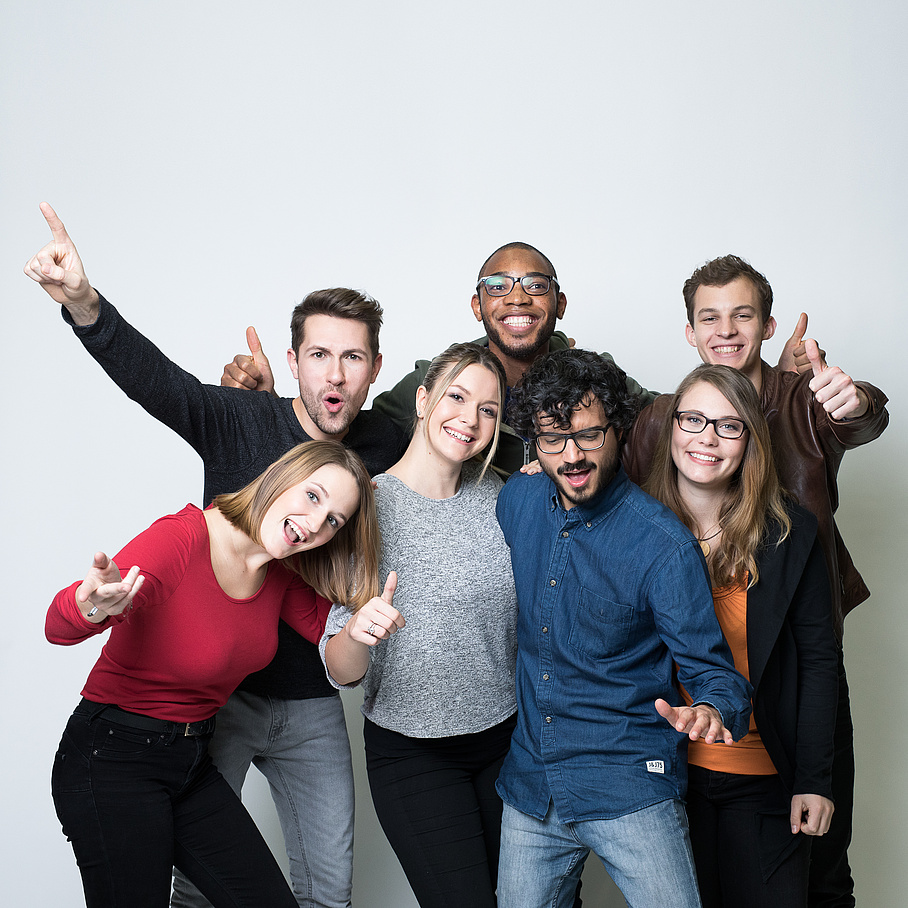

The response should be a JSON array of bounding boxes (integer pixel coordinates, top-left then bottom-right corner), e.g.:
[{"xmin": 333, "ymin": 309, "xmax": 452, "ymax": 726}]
[{"xmin": 557, "ymin": 460, "xmax": 596, "ymax": 476}]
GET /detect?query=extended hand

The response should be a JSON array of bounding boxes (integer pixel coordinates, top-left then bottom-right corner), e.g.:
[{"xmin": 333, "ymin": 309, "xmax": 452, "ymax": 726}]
[
  {"xmin": 345, "ymin": 572, "xmax": 405, "ymax": 646},
  {"xmin": 23, "ymin": 203, "xmax": 99, "ymax": 324},
  {"xmin": 790, "ymin": 793, "xmax": 834, "ymax": 836},
  {"xmin": 220, "ymin": 326, "xmax": 276, "ymax": 393},
  {"xmin": 806, "ymin": 340, "xmax": 868, "ymax": 420},
  {"xmin": 76, "ymin": 552, "xmax": 144, "ymax": 622},
  {"xmin": 655, "ymin": 698, "xmax": 733, "ymax": 745}
]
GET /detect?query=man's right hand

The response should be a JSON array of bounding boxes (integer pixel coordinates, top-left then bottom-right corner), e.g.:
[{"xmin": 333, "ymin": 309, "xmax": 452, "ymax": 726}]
[
  {"xmin": 220, "ymin": 326, "xmax": 276, "ymax": 394},
  {"xmin": 23, "ymin": 202, "xmax": 99, "ymax": 326}
]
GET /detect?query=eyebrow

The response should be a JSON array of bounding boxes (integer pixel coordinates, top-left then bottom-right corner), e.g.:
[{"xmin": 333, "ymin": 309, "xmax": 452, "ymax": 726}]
[
  {"xmin": 305, "ymin": 343, "xmax": 370, "ymax": 358},
  {"xmin": 311, "ymin": 481, "xmax": 329, "ymax": 498},
  {"xmin": 696, "ymin": 304, "xmax": 757, "ymax": 316},
  {"xmin": 486, "ymin": 270, "xmax": 548, "ymax": 278}
]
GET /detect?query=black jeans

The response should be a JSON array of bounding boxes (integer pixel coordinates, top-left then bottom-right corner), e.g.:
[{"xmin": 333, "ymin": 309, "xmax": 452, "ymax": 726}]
[
  {"xmin": 686, "ymin": 765, "xmax": 812, "ymax": 908},
  {"xmin": 52, "ymin": 700, "xmax": 297, "ymax": 908},
  {"xmin": 364, "ymin": 713, "xmax": 517, "ymax": 908}
]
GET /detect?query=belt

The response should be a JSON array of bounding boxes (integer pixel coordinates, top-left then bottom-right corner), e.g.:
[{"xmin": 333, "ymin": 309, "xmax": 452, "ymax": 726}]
[{"xmin": 83, "ymin": 700, "xmax": 216, "ymax": 737}]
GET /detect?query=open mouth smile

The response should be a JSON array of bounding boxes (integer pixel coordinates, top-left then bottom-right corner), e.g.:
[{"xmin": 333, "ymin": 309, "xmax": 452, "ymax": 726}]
[
  {"xmin": 444, "ymin": 427, "xmax": 475, "ymax": 444},
  {"xmin": 284, "ymin": 519, "xmax": 308, "ymax": 545}
]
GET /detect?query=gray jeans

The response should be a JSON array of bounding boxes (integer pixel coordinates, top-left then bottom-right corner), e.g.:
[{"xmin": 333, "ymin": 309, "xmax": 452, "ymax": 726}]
[{"xmin": 170, "ymin": 690, "xmax": 354, "ymax": 908}]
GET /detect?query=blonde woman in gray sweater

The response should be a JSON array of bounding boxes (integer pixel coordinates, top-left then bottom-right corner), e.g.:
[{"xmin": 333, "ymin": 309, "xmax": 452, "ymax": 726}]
[{"xmin": 322, "ymin": 342, "xmax": 517, "ymax": 908}]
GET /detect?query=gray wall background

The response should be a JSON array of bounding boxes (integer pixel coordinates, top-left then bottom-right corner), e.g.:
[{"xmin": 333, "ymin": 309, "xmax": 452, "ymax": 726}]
[{"xmin": 2, "ymin": 2, "xmax": 905, "ymax": 905}]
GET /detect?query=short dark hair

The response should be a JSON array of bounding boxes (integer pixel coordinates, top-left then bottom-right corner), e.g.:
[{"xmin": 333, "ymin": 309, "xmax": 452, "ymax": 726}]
[
  {"xmin": 476, "ymin": 242, "xmax": 558, "ymax": 282},
  {"xmin": 290, "ymin": 288, "xmax": 383, "ymax": 361},
  {"xmin": 508, "ymin": 349, "xmax": 640, "ymax": 439},
  {"xmin": 682, "ymin": 255, "xmax": 773, "ymax": 325}
]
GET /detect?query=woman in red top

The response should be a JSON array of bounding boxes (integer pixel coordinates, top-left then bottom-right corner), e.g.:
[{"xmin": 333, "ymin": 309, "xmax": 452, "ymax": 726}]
[
  {"xmin": 48, "ymin": 440, "xmax": 378, "ymax": 908},
  {"xmin": 641, "ymin": 365, "xmax": 837, "ymax": 908}
]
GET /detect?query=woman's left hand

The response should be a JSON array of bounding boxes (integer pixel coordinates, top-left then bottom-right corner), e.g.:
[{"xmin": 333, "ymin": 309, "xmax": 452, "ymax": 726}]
[
  {"xmin": 790, "ymin": 793, "xmax": 834, "ymax": 836},
  {"xmin": 520, "ymin": 460, "xmax": 542, "ymax": 475}
]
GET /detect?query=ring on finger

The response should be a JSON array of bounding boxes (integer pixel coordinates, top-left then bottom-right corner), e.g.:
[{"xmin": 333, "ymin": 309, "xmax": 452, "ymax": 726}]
[{"xmin": 366, "ymin": 622, "xmax": 377, "ymax": 636}]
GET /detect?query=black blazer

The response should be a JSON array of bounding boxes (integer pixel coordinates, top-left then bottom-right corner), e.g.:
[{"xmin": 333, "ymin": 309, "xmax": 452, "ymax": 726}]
[{"xmin": 746, "ymin": 503, "xmax": 838, "ymax": 799}]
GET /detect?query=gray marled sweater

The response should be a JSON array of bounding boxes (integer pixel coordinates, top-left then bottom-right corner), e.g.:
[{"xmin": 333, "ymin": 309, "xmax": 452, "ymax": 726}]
[{"xmin": 321, "ymin": 462, "xmax": 517, "ymax": 737}]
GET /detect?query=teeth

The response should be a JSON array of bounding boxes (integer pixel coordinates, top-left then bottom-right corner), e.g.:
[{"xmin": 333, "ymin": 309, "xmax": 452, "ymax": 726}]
[
  {"xmin": 713, "ymin": 346, "xmax": 742, "ymax": 354},
  {"xmin": 503, "ymin": 316, "xmax": 535, "ymax": 327},
  {"xmin": 689, "ymin": 452, "xmax": 719, "ymax": 463},
  {"xmin": 285, "ymin": 519, "xmax": 303, "ymax": 543},
  {"xmin": 445, "ymin": 428, "xmax": 473, "ymax": 443}
]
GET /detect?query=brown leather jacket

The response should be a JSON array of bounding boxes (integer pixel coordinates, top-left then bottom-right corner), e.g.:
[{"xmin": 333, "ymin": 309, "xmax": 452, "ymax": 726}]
[{"xmin": 622, "ymin": 361, "xmax": 889, "ymax": 640}]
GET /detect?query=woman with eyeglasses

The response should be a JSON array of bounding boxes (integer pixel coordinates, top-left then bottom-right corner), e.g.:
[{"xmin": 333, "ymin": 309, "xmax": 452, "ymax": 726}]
[
  {"xmin": 321, "ymin": 342, "xmax": 517, "ymax": 908},
  {"xmin": 47, "ymin": 441, "xmax": 379, "ymax": 908},
  {"xmin": 639, "ymin": 364, "xmax": 838, "ymax": 908}
]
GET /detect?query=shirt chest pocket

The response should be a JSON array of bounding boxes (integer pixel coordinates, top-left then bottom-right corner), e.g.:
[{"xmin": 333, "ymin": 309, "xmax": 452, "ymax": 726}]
[{"xmin": 568, "ymin": 587, "xmax": 634, "ymax": 659}]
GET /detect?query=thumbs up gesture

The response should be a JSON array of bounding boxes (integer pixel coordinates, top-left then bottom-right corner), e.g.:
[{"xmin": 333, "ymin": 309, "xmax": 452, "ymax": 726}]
[
  {"xmin": 806, "ymin": 340, "xmax": 868, "ymax": 421},
  {"xmin": 777, "ymin": 312, "xmax": 827, "ymax": 375},
  {"xmin": 220, "ymin": 325, "xmax": 276, "ymax": 394},
  {"xmin": 348, "ymin": 571, "xmax": 405, "ymax": 645}
]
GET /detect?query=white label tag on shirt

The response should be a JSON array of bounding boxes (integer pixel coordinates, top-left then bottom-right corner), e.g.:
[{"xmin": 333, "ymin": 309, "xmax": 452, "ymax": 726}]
[{"xmin": 646, "ymin": 760, "xmax": 665, "ymax": 774}]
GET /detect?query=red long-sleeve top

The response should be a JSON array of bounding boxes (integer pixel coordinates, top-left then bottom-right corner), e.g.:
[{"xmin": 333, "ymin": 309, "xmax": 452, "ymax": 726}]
[{"xmin": 47, "ymin": 505, "xmax": 331, "ymax": 723}]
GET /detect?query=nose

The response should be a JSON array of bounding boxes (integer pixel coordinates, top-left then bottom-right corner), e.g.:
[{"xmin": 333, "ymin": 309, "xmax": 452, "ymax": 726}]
[
  {"xmin": 326, "ymin": 358, "xmax": 345, "ymax": 385},
  {"xmin": 717, "ymin": 316, "xmax": 737, "ymax": 337},
  {"xmin": 461, "ymin": 405, "xmax": 480, "ymax": 428},
  {"xmin": 309, "ymin": 512, "xmax": 328, "ymax": 536},
  {"xmin": 563, "ymin": 437, "xmax": 584, "ymax": 463}
]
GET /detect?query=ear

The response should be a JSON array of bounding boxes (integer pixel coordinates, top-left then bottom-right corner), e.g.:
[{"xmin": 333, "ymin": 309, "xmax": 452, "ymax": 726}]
[
  {"xmin": 685, "ymin": 323, "xmax": 697, "ymax": 349},
  {"xmin": 762, "ymin": 316, "xmax": 777, "ymax": 342},
  {"xmin": 470, "ymin": 293, "xmax": 483, "ymax": 323},
  {"xmin": 555, "ymin": 290, "xmax": 567, "ymax": 320},
  {"xmin": 415, "ymin": 385, "xmax": 428, "ymax": 418},
  {"xmin": 287, "ymin": 348, "xmax": 300, "ymax": 380},
  {"xmin": 369, "ymin": 352, "xmax": 383, "ymax": 384}
]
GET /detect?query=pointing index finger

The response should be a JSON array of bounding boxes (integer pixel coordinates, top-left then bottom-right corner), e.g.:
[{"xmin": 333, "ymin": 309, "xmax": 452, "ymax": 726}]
[{"xmin": 39, "ymin": 201, "xmax": 72, "ymax": 245}]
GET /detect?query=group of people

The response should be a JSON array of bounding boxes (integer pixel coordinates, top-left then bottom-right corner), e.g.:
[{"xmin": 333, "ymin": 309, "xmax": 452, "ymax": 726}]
[{"xmin": 27, "ymin": 201, "xmax": 888, "ymax": 908}]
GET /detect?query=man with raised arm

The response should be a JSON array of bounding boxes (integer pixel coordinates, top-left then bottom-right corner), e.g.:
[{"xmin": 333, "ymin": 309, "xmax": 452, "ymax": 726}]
[
  {"xmin": 25, "ymin": 203, "xmax": 406, "ymax": 908},
  {"xmin": 623, "ymin": 254, "xmax": 889, "ymax": 908}
]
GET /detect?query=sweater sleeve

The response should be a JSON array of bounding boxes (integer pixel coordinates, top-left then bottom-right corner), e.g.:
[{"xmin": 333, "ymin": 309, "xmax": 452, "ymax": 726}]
[{"xmin": 62, "ymin": 294, "xmax": 273, "ymax": 471}]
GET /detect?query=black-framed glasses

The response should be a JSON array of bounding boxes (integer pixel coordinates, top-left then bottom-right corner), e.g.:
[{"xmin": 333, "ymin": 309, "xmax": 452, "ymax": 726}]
[
  {"xmin": 476, "ymin": 274, "xmax": 557, "ymax": 297},
  {"xmin": 674, "ymin": 411, "xmax": 748, "ymax": 439},
  {"xmin": 533, "ymin": 426, "xmax": 610, "ymax": 455}
]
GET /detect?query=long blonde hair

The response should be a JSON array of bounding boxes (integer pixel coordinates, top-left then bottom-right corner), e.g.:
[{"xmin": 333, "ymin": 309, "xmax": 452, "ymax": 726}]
[
  {"xmin": 643, "ymin": 365, "xmax": 790, "ymax": 588},
  {"xmin": 214, "ymin": 441, "xmax": 379, "ymax": 608}
]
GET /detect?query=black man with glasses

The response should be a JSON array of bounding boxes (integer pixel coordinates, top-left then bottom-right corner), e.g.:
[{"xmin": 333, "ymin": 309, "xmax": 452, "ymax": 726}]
[
  {"xmin": 370, "ymin": 242, "xmax": 656, "ymax": 476},
  {"xmin": 495, "ymin": 348, "xmax": 751, "ymax": 908},
  {"xmin": 623, "ymin": 254, "xmax": 888, "ymax": 908}
]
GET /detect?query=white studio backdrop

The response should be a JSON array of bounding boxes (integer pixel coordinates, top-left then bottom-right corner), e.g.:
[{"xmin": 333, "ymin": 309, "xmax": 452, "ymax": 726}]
[{"xmin": 1, "ymin": 2, "xmax": 905, "ymax": 905}]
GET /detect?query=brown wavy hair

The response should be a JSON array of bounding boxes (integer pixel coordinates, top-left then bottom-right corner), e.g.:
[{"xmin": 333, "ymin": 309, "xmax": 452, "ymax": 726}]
[
  {"xmin": 643, "ymin": 364, "xmax": 790, "ymax": 588},
  {"xmin": 214, "ymin": 441, "xmax": 379, "ymax": 608}
]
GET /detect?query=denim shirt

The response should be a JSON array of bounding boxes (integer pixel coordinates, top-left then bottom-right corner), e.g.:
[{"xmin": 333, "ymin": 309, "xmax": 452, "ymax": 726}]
[{"xmin": 495, "ymin": 466, "xmax": 752, "ymax": 823}]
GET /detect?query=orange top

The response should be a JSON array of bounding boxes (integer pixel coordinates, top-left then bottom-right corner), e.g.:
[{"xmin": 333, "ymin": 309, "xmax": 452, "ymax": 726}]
[{"xmin": 682, "ymin": 578, "xmax": 777, "ymax": 775}]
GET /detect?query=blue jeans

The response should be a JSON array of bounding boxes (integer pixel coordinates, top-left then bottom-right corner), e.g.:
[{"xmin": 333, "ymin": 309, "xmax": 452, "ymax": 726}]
[
  {"xmin": 498, "ymin": 799, "xmax": 702, "ymax": 908},
  {"xmin": 52, "ymin": 700, "xmax": 297, "ymax": 908},
  {"xmin": 171, "ymin": 690, "xmax": 355, "ymax": 908}
]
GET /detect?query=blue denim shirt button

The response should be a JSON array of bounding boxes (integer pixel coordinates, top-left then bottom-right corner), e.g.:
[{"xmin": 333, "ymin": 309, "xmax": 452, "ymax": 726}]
[
  {"xmin": 561, "ymin": 531, "xmax": 569, "ymax": 538},
  {"xmin": 542, "ymin": 626, "xmax": 548, "ymax": 633},
  {"xmin": 545, "ymin": 716, "xmax": 552, "ymax": 723},
  {"xmin": 543, "ymin": 673, "xmax": 550, "ymax": 681},
  {"xmin": 550, "ymin": 579, "xmax": 556, "ymax": 587}
]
